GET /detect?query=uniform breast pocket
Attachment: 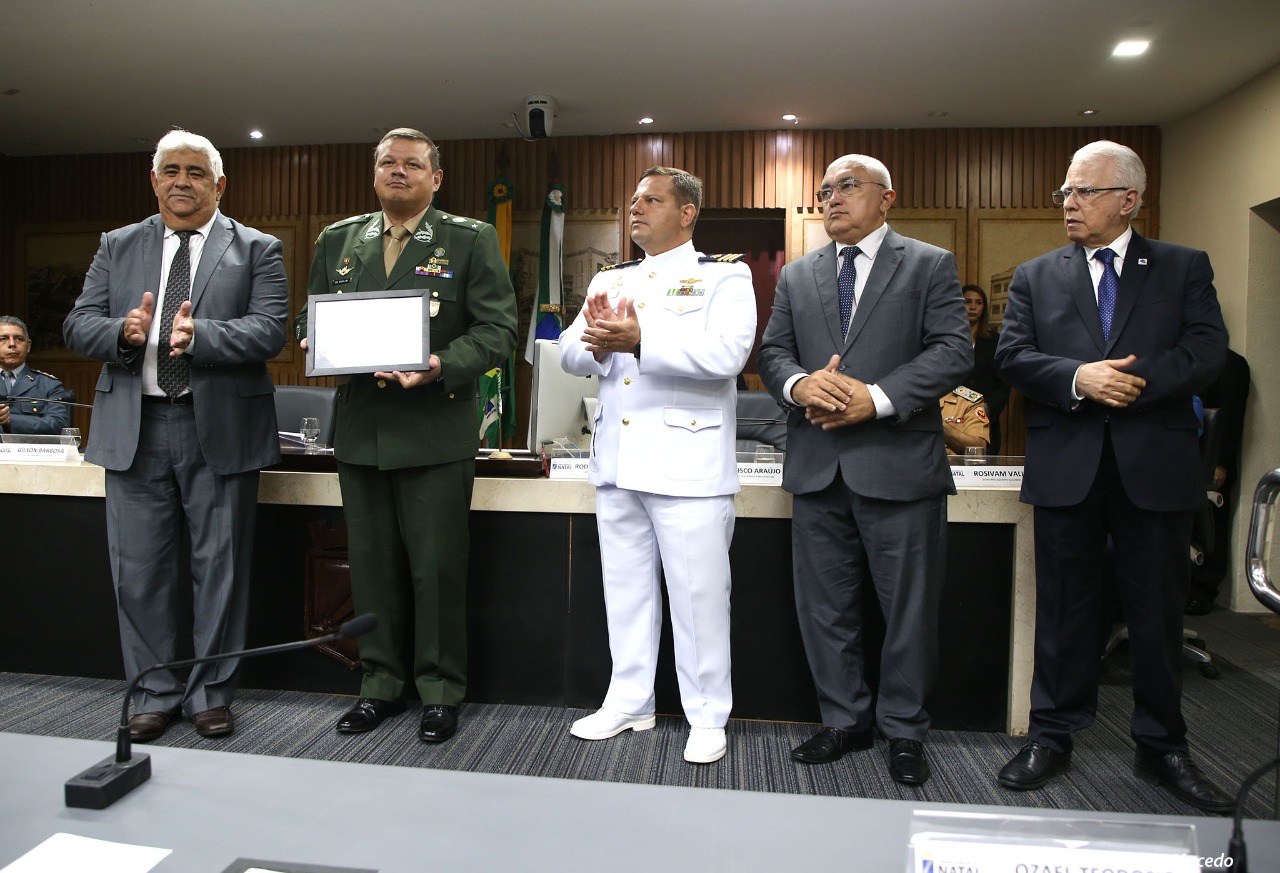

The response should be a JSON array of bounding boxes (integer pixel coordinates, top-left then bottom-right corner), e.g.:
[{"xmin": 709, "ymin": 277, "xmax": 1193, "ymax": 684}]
[
  {"xmin": 427, "ymin": 286, "xmax": 459, "ymax": 332},
  {"xmin": 663, "ymin": 406, "xmax": 722, "ymax": 480},
  {"xmin": 660, "ymin": 296, "xmax": 708, "ymax": 318}
]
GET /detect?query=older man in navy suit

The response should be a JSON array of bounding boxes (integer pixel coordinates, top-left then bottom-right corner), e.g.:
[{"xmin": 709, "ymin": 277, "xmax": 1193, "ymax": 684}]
[
  {"xmin": 759, "ymin": 154, "xmax": 971, "ymax": 785},
  {"xmin": 64, "ymin": 129, "xmax": 288, "ymax": 744},
  {"xmin": 995, "ymin": 140, "xmax": 1233, "ymax": 813}
]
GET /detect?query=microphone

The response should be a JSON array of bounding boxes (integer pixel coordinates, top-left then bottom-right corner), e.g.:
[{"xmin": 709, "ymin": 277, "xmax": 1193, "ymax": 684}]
[
  {"xmin": 0, "ymin": 395, "xmax": 96, "ymax": 410},
  {"xmin": 64, "ymin": 613, "xmax": 378, "ymax": 810}
]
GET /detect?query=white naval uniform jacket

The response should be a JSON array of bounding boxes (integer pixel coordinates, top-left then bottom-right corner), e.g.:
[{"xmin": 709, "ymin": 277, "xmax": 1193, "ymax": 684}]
[{"xmin": 560, "ymin": 240, "xmax": 757, "ymax": 498}]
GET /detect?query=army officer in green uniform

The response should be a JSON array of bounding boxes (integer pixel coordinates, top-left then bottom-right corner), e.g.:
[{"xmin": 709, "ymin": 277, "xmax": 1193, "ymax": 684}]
[{"xmin": 297, "ymin": 128, "xmax": 518, "ymax": 743}]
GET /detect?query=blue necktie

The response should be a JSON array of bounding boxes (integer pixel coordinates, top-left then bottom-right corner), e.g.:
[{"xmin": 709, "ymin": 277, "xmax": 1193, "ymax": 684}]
[
  {"xmin": 1095, "ymin": 247, "xmax": 1118, "ymax": 341},
  {"xmin": 838, "ymin": 245, "xmax": 861, "ymax": 336},
  {"xmin": 158, "ymin": 230, "xmax": 194, "ymax": 397}
]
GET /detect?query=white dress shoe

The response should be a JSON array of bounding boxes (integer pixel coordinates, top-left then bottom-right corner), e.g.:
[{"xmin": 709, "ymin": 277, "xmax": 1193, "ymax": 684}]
[
  {"xmin": 570, "ymin": 708, "xmax": 657, "ymax": 740},
  {"xmin": 684, "ymin": 727, "xmax": 727, "ymax": 764}
]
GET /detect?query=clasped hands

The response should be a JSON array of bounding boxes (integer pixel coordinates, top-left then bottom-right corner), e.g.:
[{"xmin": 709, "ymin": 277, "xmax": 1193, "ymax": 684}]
[
  {"xmin": 580, "ymin": 291, "xmax": 640, "ymax": 361},
  {"xmin": 794, "ymin": 355, "xmax": 876, "ymax": 429},
  {"xmin": 122, "ymin": 291, "xmax": 194, "ymax": 357},
  {"xmin": 1076, "ymin": 354, "xmax": 1146, "ymax": 408}
]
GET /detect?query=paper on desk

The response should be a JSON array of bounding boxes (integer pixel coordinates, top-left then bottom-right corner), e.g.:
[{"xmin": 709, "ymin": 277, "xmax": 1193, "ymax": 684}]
[{"xmin": 1, "ymin": 833, "xmax": 171, "ymax": 873}]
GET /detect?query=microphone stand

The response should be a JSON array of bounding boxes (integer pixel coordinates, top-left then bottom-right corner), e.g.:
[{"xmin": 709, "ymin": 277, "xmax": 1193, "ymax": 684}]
[{"xmin": 66, "ymin": 613, "xmax": 377, "ymax": 809}]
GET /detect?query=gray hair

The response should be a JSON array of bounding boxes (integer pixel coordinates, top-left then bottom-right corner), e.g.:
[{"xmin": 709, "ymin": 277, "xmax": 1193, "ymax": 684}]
[
  {"xmin": 376, "ymin": 128, "xmax": 441, "ymax": 174},
  {"xmin": 1070, "ymin": 140, "xmax": 1145, "ymax": 216},
  {"xmin": 639, "ymin": 166, "xmax": 703, "ymax": 225},
  {"xmin": 0, "ymin": 316, "xmax": 29, "ymax": 336},
  {"xmin": 829, "ymin": 154, "xmax": 894, "ymax": 191},
  {"xmin": 153, "ymin": 129, "xmax": 224, "ymax": 182}
]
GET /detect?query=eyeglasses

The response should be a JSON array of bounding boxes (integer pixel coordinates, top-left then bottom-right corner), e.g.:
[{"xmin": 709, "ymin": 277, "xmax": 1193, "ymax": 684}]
[
  {"xmin": 1051, "ymin": 186, "xmax": 1130, "ymax": 207},
  {"xmin": 816, "ymin": 177, "xmax": 888, "ymax": 203}
]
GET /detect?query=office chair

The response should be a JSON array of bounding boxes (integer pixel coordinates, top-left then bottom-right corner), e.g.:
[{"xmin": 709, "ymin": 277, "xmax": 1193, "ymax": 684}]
[
  {"xmin": 273, "ymin": 384, "xmax": 338, "ymax": 446},
  {"xmin": 735, "ymin": 389, "xmax": 787, "ymax": 454},
  {"xmin": 1103, "ymin": 407, "xmax": 1223, "ymax": 678}
]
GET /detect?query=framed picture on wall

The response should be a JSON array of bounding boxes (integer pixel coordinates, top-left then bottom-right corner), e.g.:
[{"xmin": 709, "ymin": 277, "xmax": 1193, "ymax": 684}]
[{"xmin": 15, "ymin": 224, "xmax": 108, "ymax": 360}]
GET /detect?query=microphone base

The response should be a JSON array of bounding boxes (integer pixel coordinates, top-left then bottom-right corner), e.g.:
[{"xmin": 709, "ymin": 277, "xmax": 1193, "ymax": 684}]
[{"xmin": 65, "ymin": 752, "xmax": 151, "ymax": 809}]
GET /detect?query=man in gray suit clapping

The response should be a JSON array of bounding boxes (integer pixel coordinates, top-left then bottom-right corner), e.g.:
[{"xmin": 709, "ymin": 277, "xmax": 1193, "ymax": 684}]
[
  {"xmin": 759, "ymin": 154, "xmax": 971, "ymax": 785},
  {"xmin": 64, "ymin": 129, "xmax": 288, "ymax": 743}
]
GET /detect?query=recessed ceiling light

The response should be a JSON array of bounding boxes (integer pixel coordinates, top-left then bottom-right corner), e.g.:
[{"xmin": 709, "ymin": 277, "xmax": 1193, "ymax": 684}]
[
  {"xmin": 1079, "ymin": 109, "xmax": 1098, "ymax": 116},
  {"xmin": 928, "ymin": 110, "xmax": 948, "ymax": 118},
  {"xmin": 249, "ymin": 130, "xmax": 264, "ymax": 140},
  {"xmin": 1112, "ymin": 40, "xmax": 1149, "ymax": 57},
  {"xmin": 782, "ymin": 114, "xmax": 797, "ymax": 122},
  {"xmin": 638, "ymin": 117, "xmax": 654, "ymax": 125}
]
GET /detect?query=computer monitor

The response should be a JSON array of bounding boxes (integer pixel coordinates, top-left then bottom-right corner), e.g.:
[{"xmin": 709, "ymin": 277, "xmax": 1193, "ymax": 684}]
[{"xmin": 529, "ymin": 338, "xmax": 598, "ymax": 451}]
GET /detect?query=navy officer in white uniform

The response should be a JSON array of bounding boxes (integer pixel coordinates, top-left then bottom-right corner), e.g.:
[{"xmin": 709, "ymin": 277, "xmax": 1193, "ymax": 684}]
[{"xmin": 560, "ymin": 166, "xmax": 756, "ymax": 764}]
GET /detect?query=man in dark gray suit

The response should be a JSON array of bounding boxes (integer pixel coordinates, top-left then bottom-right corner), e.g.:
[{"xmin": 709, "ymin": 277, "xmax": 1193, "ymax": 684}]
[
  {"xmin": 758, "ymin": 154, "xmax": 971, "ymax": 785},
  {"xmin": 64, "ymin": 129, "xmax": 288, "ymax": 743}
]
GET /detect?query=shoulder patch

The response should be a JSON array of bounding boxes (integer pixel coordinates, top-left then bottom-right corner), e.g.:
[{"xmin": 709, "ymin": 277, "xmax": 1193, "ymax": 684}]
[
  {"xmin": 600, "ymin": 259, "xmax": 642, "ymax": 272},
  {"xmin": 952, "ymin": 386, "xmax": 983, "ymax": 402},
  {"xmin": 699, "ymin": 253, "xmax": 746, "ymax": 263},
  {"xmin": 328, "ymin": 213, "xmax": 376, "ymax": 230}
]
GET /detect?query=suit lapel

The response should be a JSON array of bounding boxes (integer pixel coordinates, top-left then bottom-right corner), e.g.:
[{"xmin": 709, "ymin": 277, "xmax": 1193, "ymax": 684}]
[
  {"xmin": 1063, "ymin": 246, "xmax": 1105, "ymax": 353},
  {"xmin": 353, "ymin": 214, "xmax": 385, "ymax": 287},
  {"xmin": 1106, "ymin": 233, "xmax": 1149, "ymax": 354},
  {"xmin": 811, "ymin": 242, "xmax": 844, "ymax": 349},
  {"xmin": 843, "ymin": 228, "xmax": 903, "ymax": 349},
  {"xmin": 141, "ymin": 216, "xmax": 163, "ymax": 308},
  {"xmin": 191, "ymin": 215, "xmax": 233, "ymax": 310},
  {"xmin": 388, "ymin": 207, "xmax": 441, "ymax": 286}
]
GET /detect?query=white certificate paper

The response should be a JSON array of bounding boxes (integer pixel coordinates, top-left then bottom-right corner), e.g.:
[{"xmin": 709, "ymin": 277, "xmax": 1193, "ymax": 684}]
[{"xmin": 306, "ymin": 289, "xmax": 430, "ymax": 376}]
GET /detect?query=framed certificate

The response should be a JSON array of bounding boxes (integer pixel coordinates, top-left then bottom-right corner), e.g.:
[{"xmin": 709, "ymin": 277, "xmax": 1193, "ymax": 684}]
[{"xmin": 306, "ymin": 288, "xmax": 431, "ymax": 376}]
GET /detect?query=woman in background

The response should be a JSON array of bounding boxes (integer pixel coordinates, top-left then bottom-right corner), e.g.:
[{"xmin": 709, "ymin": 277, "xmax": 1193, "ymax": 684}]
[{"xmin": 963, "ymin": 285, "xmax": 1010, "ymax": 455}]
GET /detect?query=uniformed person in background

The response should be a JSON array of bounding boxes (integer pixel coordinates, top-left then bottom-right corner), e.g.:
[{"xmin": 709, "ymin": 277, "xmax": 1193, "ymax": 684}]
[
  {"xmin": 0, "ymin": 316, "xmax": 71, "ymax": 435},
  {"xmin": 940, "ymin": 385, "xmax": 989, "ymax": 455},
  {"xmin": 295, "ymin": 128, "xmax": 518, "ymax": 743},
  {"xmin": 560, "ymin": 166, "xmax": 757, "ymax": 765}
]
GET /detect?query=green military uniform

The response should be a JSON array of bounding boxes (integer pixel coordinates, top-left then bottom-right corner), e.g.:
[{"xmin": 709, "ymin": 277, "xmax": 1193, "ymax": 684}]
[
  {"xmin": 298, "ymin": 206, "xmax": 518, "ymax": 706},
  {"xmin": 940, "ymin": 385, "xmax": 990, "ymax": 455}
]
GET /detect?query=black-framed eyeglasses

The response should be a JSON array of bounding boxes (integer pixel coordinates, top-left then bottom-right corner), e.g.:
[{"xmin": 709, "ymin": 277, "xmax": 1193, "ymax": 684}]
[
  {"xmin": 1051, "ymin": 186, "xmax": 1129, "ymax": 207},
  {"xmin": 816, "ymin": 177, "xmax": 888, "ymax": 203}
]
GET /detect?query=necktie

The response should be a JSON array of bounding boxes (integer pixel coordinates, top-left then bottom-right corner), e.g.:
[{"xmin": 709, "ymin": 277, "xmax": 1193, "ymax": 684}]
[
  {"xmin": 1095, "ymin": 247, "xmax": 1118, "ymax": 341},
  {"xmin": 157, "ymin": 230, "xmax": 194, "ymax": 397},
  {"xmin": 2, "ymin": 371, "xmax": 13, "ymax": 397},
  {"xmin": 385, "ymin": 225, "xmax": 409, "ymax": 278},
  {"xmin": 838, "ymin": 245, "xmax": 862, "ymax": 336}
]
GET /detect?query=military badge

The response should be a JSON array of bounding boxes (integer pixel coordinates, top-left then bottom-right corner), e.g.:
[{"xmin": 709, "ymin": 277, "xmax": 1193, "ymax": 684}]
[
  {"xmin": 336, "ymin": 258, "xmax": 353, "ymax": 276},
  {"xmin": 414, "ymin": 224, "xmax": 434, "ymax": 243}
]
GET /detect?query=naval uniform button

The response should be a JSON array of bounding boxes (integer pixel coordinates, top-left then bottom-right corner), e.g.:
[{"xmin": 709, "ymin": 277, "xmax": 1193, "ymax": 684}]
[
  {"xmin": 432, "ymin": 290, "xmax": 440, "ymax": 297},
  {"xmin": 622, "ymin": 418, "xmax": 630, "ymax": 426},
  {"xmin": 623, "ymin": 377, "xmax": 631, "ymax": 385},
  {"xmin": 448, "ymin": 392, "xmax": 456, "ymax": 399},
  {"xmin": 377, "ymin": 379, "xmax": 387, "ymax": 388},
  {"xmin": 648, "ymin": 271, "xmax": 656, "ymax": 279},
  {"xmin": 690, "ymin": 419, "xmax": 696, "ymax": 427},
  {"xmin": 637, "ymin": 302, "xmax": 645, "ymax": 310}
]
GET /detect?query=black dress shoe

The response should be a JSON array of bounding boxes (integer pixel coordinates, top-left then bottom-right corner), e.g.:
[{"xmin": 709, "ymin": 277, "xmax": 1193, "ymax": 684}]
[
  {"xmin": 1184, "ymin": 588, "xmax": 1217, "ymax": 616},
  {"xmin": 335, "ymin": 698, "xmax": 406, "ymax": 734},
  {"xmin": 998, "ymin": 741, "xmax": 1071, "ymax": 790},
  {"xmin": 419, "ymin": 704, "xmax": 459, "ymax": 742},
  {"xmin": 790, "ymin": 726, "xmax": 874, "ymax": 764},
  {"xmin": 1134, "ymin": 749, "xmax": 1235, "ymax": 814},
  {"xmin": 887, "ymin": 738, "xmax": 931, "ymax": 785}
]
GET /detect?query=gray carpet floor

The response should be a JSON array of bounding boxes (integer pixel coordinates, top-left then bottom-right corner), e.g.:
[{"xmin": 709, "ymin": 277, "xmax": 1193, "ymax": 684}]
[{"xmin": 2, "ymin": 643, "xmax": 1275, "ymax": 820}]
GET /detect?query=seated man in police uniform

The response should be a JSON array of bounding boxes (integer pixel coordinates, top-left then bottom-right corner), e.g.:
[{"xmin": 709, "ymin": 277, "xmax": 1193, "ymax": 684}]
[
  {"xmin": 0, "ymin": 316, "xmax": 71, "ymax": 435},
  {"xmin": 940, "ymin": 385, "xmax": 989, "ymax": 455}
]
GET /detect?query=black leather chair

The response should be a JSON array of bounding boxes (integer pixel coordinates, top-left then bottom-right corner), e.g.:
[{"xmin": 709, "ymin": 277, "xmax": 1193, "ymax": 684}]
[
  {"xmin": 1104, "ymin": 406, "xmax": 1222, "ymax": 678},
  {"xmin": 735, "ymin": 389, "xmax": 787, "ymax": 453},
  {"xmin": 274, "ymin": 384, "xmax": 338, "ymax": 447}
]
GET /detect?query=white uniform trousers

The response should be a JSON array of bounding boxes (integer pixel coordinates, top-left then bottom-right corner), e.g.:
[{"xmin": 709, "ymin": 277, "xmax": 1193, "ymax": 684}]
[{"xmin": 595, "ymin": 485, "xmax": 735, "ymax": 728}]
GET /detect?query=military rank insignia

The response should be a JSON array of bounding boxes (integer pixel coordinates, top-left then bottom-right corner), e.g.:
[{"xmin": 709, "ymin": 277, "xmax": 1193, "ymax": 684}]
[{"xmin": 416, "ymin": 265, "xmax": 453, "ymax": 279}]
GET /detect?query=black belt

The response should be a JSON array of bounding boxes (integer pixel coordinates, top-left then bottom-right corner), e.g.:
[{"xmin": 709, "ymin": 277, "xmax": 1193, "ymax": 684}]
[{"xmin": 142, "ymin": 393, "xmax": 193, "ymax": 406}]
